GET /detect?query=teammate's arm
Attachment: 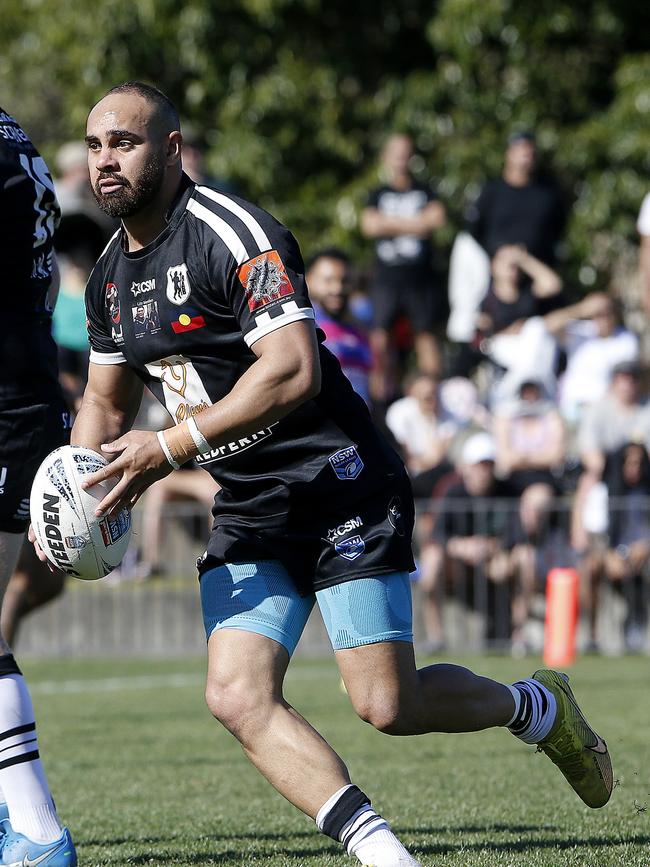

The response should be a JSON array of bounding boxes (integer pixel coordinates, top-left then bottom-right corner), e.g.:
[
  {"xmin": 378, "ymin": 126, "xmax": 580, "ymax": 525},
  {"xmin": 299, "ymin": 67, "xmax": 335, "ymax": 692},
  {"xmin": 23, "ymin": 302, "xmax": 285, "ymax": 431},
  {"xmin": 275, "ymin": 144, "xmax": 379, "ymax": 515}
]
[{"xmin": 82, "ymin": 319, "xmax": 321, "ymax": 516}]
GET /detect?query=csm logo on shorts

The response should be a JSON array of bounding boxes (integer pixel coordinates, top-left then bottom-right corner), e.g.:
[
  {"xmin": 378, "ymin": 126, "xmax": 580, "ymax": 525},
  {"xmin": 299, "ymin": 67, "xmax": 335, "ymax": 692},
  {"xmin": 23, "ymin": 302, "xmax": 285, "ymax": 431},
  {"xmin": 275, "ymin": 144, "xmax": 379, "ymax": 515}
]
[
  {"xmin": 329, "ymin": 446, "xmax": 364, "ymax": 481},
  {"xmin": 335, "ymin": 535, "xmax": 365, "ymax": 561}
]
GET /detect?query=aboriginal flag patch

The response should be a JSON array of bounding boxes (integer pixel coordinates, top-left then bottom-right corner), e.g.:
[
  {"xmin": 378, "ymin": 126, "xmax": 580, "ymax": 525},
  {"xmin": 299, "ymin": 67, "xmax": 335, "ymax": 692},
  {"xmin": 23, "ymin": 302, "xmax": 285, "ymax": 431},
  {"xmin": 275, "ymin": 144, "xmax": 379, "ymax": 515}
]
[{"xmin": 237, "ymin": 250, "xmax": 295, "ymax": 312}]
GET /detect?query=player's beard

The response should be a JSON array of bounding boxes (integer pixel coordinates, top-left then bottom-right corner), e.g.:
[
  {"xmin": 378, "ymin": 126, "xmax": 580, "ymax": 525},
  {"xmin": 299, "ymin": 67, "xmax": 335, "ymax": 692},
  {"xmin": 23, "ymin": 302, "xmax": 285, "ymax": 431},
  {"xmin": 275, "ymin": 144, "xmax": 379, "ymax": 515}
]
[{"xmin": 92, "ymin": 153, "xmax": 166, "ymax": 219}]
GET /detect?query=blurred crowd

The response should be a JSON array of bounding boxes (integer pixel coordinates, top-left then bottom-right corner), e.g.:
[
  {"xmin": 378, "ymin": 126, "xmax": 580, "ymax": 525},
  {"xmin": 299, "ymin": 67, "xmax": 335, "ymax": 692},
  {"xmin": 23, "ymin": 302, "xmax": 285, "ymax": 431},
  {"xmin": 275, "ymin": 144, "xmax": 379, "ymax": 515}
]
[{"xmin": 48, "ymin": 128, "xmax": 650, "ymax": 656}]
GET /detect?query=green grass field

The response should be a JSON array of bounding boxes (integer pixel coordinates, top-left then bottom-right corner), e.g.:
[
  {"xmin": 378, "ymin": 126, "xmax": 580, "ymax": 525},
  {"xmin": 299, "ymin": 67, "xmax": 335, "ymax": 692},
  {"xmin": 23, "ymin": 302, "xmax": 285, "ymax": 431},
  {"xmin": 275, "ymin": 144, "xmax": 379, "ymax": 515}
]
[{"xmin": 23, "ymin": 655, "xmax": 649, "ymax": 867}]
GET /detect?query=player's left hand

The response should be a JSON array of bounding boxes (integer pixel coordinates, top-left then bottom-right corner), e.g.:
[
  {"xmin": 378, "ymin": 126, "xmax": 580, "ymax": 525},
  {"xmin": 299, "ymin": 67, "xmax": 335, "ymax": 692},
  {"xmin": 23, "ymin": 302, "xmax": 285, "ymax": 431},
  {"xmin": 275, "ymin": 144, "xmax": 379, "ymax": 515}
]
[{"xmin": 81, "ymin": 429, "xmax": 172, "ymax": 516}]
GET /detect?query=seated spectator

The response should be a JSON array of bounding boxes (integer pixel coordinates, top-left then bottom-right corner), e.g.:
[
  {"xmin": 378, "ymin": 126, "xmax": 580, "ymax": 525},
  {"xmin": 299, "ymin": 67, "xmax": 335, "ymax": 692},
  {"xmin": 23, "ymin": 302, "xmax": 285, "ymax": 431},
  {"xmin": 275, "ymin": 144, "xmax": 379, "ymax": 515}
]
[
  {"xmin": 306, "ymin": 248, "xmax": 373, "ymax": 406},
  {"xmin": 417, "ymin": 433, "xmax": 528, "ymax": 652},
  {"xmin": 572, "ymin": 361, "xmax": 650, "ymax": 551},
  {"xmin": 556, "ymin": 295, "xmax": 639, "ymax": 424},
  {"xmin": 478, "ymin": 244, "xmax": 563, "ymax": 337},
  {"xmin": 466, "ymin": 245, "xmax": 564, "ymax": 398},
  {"xmin": 494, "ymin": 379, "xmax": 566, "ymax": 540},
  {"xmin": 385, "ymin": 373, "xmax": 456, "ymax": 498},
  {"xmin": 583, "ymin": 442, "xmax": 650, "ymax": 653}
]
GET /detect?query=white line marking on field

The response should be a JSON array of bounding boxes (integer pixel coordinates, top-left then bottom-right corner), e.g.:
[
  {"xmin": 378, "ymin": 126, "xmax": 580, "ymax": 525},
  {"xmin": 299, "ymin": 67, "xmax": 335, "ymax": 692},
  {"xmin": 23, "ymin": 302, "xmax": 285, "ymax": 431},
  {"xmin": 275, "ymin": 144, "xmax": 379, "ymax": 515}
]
[{"xmin": 28, "ymin": 665, "xmax": 337, "ymax": 695}]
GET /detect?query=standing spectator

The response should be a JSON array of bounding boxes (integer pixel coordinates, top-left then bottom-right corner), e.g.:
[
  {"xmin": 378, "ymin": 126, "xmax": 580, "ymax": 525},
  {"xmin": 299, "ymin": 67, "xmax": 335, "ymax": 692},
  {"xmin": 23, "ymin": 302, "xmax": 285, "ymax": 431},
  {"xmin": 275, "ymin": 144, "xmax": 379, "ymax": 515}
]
[
  {"xmin": 637, "ymin": 192, "xmax": 650, "ymax": 315},
  {"xmin": 306, "ymin": 249, "xmax": 372, "ymax": 406},
  {"xmin": 385, "ymin": 373, "xmax": 456, "ymax": 498},
  {"xmin": 361, "ymin": 133, "xmax": 446, "ymax": 399},
  {"xmin": 466, "ymin": 131, "xmax": 565, "ymax": 266}
]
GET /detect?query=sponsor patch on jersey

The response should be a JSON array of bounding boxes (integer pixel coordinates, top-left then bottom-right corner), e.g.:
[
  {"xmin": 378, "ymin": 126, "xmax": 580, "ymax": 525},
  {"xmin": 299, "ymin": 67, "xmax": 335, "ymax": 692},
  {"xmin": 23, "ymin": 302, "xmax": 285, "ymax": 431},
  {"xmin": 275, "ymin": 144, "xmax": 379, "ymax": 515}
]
[
  {"xmin": 167, "ymin": 263, "xmax": 191, "ymax": 305},
  {"xmin": 238, "ymin": 250, "xmax": 295, "ymax": 312},
  {"xmin": 388, "ymin": 496, "xmax": 406, "ymax": 537},
  {"xmin": 105, "ymin": 282, "xmax": 120, "ymax": 325},
  {"xmin": 0, "ymin": 466, "xmax": 6, "ymax": 495},
  {"xmin": 132, "ymin": 300, "xmax": 161, "ymax": 339},
  {"xmin": 325, "ymin": 516, "xmax": 364, "ymax": 543},
  {"xmin": 335, "ymin": 535, "xmax": 365, "ymax": 562},
  {"xmin": 171, "ymin": 308, "xmax": 206, "ymax": 334},
  {"xmin": 328, "ymin": 446, "xmax": 364, "ymax": 481},
  {"xmin": 131, "ymin": 278, "xmax": 156, "ymax": 297}
]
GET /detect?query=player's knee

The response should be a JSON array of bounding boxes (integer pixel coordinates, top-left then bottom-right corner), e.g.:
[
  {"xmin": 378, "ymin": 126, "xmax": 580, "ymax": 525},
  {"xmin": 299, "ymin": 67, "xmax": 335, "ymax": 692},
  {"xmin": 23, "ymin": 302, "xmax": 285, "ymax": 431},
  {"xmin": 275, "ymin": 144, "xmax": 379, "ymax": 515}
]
[
  {"xmin": 351, "ymin": 692, "xmax": 406, "ymax": 734},
  {"xmin": 204, "ymin": 676, "xmax": 263, "ymax": 739}
]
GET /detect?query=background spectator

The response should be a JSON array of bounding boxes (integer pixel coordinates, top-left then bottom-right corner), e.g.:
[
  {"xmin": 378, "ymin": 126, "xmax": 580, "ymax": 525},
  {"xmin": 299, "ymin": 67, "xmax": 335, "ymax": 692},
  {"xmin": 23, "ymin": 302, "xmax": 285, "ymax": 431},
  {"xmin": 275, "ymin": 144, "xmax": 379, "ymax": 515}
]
[
  {"xmin": 572, "ymin": 361, "xmax": 650, "ymax": 551},
  {"xmin": 638, "ymin": 192, "xmax": 650, "ymax": 316},
  {"xmin": 306, "ymin": 248, "xmax": 373, "ymax": 406},
  {"xmin": 418, "ymin": 433, "xmax": 526, "ymax": 652},
  {"xmin": 466, "ymin": 130, "xmax": 566, "ymax": 266},
  {"xmin": 385, "ymin": 373, "xmax": 456, "ymax": 498},
  {"xmin": 361, "ymin": 133, "xmax": 446, "ymax": 400},
  {"xmin": 583, "ymin": 442, "xmax": 650, "ymax": 652}
]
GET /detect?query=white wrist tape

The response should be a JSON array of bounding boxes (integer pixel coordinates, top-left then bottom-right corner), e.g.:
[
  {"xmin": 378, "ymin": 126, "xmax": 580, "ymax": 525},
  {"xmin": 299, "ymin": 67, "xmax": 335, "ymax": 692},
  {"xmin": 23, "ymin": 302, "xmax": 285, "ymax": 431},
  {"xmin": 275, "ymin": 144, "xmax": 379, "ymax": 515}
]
[
  {"xmin": 156, "ymin": 430, "xmax": 181, "ymax": 470},
  {"xmin": 186, "ymin": 416, "xmax": 212, "ymax": 455}
]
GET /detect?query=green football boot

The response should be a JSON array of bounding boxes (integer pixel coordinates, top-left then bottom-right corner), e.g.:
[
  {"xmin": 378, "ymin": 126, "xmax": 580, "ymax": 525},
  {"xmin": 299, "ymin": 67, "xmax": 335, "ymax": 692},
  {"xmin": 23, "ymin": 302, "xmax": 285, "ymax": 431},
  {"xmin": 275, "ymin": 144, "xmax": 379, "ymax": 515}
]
[{"xmin": 533, "ymin": 669, "xmax": 613, "ymax": 808}]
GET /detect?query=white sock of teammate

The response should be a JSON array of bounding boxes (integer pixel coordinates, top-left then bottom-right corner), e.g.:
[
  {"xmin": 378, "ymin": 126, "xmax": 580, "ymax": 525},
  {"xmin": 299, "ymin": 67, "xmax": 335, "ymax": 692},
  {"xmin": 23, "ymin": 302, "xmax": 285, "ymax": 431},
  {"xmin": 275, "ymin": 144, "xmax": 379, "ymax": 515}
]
[
  {"xmin": 316, "ymin": 784, "xmax": 421, "ymax": 866},
  {"xmin": 506, "ymin": 678, "xmax": 557, "ymax": 744},
  {"xmin": 0, "ymin": 671, "xmax": 62, "ymax": 843}
]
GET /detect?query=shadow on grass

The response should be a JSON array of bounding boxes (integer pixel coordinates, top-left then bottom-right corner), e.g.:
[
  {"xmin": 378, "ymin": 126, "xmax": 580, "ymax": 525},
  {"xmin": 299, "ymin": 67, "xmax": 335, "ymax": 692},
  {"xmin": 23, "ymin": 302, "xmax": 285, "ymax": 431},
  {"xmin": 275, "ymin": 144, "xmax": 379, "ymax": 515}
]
[{"xmin": 83, "ymin": 830, "xmax": 650, "ymax": 865}]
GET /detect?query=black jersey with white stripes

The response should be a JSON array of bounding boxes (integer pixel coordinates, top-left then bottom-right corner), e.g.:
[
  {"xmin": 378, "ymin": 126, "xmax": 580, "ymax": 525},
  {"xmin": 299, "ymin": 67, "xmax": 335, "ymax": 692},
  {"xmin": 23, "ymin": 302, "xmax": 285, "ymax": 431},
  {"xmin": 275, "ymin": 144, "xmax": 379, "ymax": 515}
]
[
  {"xmin": 0, "ymin": 108, "xmax": 62, "ymax": 401},
  {"xmin": 85, "ymin": 175, "xmax": 411, "ymax": 553}
]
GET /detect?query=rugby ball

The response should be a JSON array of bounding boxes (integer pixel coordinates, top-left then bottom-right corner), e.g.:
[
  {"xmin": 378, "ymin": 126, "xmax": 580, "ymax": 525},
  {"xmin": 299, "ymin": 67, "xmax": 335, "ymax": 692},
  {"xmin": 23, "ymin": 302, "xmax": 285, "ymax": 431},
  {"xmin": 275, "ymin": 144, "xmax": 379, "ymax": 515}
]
[{"xmin": 30, "ymin": 446, "xmax": 132, "ymax": 581}]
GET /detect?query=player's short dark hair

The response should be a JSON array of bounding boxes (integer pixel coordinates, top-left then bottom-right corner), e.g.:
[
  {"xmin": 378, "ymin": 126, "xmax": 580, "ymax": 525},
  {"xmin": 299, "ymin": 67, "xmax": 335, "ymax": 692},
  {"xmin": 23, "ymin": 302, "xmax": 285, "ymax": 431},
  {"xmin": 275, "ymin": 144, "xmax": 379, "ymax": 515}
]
[
  {"xmin": 305, "ymin": 247, "xmax": 350, "ymax": 273},
  {"xmin": 101, "ymin": 81, "xmax": 180, "ymax": 132}
]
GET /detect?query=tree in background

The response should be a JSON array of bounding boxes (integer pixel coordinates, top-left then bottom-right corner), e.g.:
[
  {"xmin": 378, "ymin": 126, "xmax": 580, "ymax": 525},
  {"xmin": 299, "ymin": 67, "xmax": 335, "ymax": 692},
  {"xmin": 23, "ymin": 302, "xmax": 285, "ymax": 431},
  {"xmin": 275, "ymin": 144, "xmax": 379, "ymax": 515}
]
[{"xmin": 3, "ymin": 0, "xmax": 648, "ymax": 290}]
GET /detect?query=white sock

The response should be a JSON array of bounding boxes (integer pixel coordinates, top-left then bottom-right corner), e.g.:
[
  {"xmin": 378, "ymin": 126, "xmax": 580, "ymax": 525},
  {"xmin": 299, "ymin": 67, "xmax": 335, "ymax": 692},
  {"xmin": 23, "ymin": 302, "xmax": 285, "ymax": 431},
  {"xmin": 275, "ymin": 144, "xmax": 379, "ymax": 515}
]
[
  {"xmin": 507, "ymin": 678, "xmax": 557, "ymax": 744},
  {"xmin": 0, "ymin": 674, "xmax": 62, "ymax": 843},
  {"xmin": 316, "ymin": 785, "xmax": 419, "ymax": 866},
  {"xmin": 346, "ymin": 815, "xmax": 420, "ymax": 866}
]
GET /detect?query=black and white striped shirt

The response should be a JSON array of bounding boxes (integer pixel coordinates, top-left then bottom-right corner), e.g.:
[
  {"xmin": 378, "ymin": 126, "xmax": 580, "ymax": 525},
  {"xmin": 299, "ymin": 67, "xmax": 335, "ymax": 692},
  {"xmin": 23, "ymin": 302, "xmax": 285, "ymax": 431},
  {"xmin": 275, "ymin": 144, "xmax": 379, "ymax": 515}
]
[
  {"xmin": 85, "ymin": 174, "xmax": 413, "ymax": 590},
  {"xmin": 0, "ymin": 107, "xmax": 61, "ymax": 400}
]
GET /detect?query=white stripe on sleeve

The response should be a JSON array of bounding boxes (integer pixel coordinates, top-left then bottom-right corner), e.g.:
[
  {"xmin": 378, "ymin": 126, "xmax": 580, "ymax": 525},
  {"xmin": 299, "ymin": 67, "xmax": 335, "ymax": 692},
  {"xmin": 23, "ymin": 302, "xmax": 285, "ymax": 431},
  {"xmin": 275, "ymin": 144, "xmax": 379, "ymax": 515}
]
[{"xmin": 89, "ymin": 349, "xmax": 127, "ymax": 365}]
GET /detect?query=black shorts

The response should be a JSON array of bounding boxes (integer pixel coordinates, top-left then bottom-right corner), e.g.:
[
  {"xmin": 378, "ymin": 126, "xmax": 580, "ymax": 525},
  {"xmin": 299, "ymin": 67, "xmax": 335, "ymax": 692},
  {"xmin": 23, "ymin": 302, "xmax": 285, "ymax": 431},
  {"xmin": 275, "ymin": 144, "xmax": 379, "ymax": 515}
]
[
  {"xmin": 371, "ymin": 283, "xmax": 442, "ymax": 333},
  {"xmin": 0, "ymin": 399, "xmax": 71, "ymax": 533},
  {"xmin": 200, "ymin": 473, "xmax": 416, "ymax": 596}
]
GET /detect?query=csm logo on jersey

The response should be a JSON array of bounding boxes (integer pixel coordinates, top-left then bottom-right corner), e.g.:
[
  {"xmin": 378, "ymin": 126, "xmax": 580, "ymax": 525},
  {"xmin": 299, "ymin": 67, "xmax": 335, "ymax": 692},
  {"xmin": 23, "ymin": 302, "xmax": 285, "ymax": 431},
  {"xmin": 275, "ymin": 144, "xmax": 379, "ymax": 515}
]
[
  {"xmin": 167, "ymin": 264, "xmax": 191, "ymax": 305},
  {"xmin": 325, "ymin": 516, "xmax": 363, "ymax": 544},
  {"xmin": 131, "ymin": 278, "xmax": 155, "ymax": 297},
  {"xmin": 329, "ymin": 446, "xmax": 364, "ymax": 481}
]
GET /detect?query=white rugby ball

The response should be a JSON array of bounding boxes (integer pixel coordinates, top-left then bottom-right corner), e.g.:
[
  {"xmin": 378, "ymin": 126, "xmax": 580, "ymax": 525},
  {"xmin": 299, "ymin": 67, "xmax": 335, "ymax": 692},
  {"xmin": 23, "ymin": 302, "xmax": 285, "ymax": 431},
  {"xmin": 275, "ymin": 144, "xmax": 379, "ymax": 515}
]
[{"xmin": 30, "ymin": 446, "xmax": 132, "ymax": 581}]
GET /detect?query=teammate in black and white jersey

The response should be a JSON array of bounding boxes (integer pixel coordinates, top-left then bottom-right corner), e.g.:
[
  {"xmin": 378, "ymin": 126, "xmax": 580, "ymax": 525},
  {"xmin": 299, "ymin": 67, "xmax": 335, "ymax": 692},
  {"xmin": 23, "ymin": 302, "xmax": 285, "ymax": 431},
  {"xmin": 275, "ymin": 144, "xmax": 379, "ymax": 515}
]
[
  {"xmin": 0, "ymin": 109, "xmax": 76, "ymax": 866},
  {"xmin": 33, "ymin": 83, "xmax": 611, "ymax": 867}
]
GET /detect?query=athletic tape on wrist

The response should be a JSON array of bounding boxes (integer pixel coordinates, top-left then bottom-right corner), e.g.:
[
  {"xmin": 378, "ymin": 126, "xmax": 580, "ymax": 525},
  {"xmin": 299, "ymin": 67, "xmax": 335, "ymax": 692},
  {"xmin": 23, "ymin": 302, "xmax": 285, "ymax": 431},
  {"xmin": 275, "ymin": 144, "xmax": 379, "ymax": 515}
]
[
  {"xmin": 186, "ymin": 416, "xmax": 211, "ymax": 455},
  {"xmin": 156, "ymin": 430, "xmax": 181, "ymax": 470},
  {"xmin": 165, "ymin": 422, "xmax": 197, "ymax": 464}
]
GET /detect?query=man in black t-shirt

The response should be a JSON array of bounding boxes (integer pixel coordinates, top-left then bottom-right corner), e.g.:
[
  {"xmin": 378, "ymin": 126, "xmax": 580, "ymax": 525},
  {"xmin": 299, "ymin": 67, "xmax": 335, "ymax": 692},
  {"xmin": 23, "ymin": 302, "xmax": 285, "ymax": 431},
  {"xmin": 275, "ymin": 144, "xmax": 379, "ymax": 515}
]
[
  {"xmin": 0, "ymin": 108, "xmax": 76, "ymax": 866},
  {"xmin": 32, "ymin": 83, "xmax": 611, "ymax": 865},
  {"xmin": 361, "ymin": 134, "xmax": 446, "ymax": 399},
  {"xmin": 465, "ymin": 131, "xmax": 566, "ymax": 266}
]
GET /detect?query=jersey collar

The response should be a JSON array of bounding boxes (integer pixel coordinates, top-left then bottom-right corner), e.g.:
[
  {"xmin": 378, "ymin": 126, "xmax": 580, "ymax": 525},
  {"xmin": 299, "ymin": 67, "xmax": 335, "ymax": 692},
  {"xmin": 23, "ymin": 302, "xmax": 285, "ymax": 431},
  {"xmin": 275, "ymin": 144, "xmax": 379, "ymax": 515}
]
[{"xmin": 120, "ymin": 172, "xmax": 196, "ymax": 260}]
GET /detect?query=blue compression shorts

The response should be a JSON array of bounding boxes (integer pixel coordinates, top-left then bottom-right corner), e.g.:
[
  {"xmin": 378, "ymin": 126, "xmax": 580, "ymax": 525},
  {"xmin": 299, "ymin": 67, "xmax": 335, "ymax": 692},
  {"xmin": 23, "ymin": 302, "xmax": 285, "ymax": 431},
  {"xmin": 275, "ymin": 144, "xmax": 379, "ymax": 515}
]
[{"xmin": 199, "ymin": 560, "xmax": 413, "ymax": 655}]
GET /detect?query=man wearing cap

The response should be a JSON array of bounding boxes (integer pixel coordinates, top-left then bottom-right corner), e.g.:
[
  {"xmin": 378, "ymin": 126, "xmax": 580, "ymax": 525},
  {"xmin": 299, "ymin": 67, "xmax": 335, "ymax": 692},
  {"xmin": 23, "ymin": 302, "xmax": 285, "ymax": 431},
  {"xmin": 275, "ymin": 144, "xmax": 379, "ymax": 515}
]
[
  {"xmin": 465, "ymin": 131, "xmax": 566, "ymax": 267},
  {"xmin": 419, "ymin": 432, "xmax": 526, "ymax": 650}
]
